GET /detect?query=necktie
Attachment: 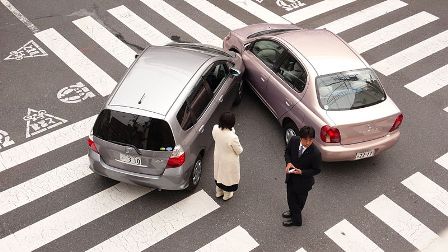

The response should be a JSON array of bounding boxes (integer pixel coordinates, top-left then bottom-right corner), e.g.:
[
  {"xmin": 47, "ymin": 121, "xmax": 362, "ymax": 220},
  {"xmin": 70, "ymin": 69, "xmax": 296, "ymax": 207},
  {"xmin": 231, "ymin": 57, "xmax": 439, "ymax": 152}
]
[{"xmin": 298, "ymin": 145, "xmax": 303, "ymax": 158}]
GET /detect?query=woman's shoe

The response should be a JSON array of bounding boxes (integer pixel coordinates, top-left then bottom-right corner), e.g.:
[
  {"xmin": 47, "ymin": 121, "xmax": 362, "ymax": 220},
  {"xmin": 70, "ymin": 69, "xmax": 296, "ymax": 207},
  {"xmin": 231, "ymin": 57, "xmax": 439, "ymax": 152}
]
[
  {"xmin": 223, "ymin": 191, "xmax": 233, "ymax": 201},
  {"xmin": 215, "ymin": 186, "xmax": 224, "ymax": 198}
]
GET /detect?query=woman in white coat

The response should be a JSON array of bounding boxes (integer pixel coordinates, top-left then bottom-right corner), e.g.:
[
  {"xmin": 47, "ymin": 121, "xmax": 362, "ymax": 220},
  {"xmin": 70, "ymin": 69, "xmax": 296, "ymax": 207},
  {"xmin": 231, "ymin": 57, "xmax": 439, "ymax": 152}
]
[{"xmin": 212, "ymin": 112, "xmax": 243, "ymax": 201}]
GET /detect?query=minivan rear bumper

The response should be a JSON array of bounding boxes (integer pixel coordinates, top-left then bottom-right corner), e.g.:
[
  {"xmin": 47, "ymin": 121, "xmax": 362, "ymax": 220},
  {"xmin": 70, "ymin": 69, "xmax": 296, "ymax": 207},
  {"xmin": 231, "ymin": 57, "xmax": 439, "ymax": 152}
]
[
  {"xmin": 318, "ymin": 130, "xmax": 400, "ymax": 162},
  {"xmin": 88, "ymin": 150, "xmax": 190, "ymax": 190}
]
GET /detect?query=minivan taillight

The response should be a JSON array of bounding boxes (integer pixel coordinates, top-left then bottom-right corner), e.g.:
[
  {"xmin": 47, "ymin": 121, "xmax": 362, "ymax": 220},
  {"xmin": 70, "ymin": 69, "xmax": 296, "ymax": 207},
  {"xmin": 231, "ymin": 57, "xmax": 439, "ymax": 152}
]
[
  {"xmin": 320, "ymin": 125, "xmax": 341, "ymax": 143},
  {"xmin": 389, "ymin": 114, "xmax": 404, "ymax": 132},
  {"xmin": 167, "ymin": 145, "xmax": 185, "ymax": 168},
  {"xmin": 87, "ymin": 134, "xmax": 98, "ymax": 153}
]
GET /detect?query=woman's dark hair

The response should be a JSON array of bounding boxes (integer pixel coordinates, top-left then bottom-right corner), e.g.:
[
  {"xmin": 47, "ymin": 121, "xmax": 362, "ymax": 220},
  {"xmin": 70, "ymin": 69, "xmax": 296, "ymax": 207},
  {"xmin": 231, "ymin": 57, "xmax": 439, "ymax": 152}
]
[
  {"xmin": 298, "ymin": 126, "xmax": 315, "ymax": 139},
  {"xmin": 218, "ymin": 112, "xmax": 235, "ymax": 130}
]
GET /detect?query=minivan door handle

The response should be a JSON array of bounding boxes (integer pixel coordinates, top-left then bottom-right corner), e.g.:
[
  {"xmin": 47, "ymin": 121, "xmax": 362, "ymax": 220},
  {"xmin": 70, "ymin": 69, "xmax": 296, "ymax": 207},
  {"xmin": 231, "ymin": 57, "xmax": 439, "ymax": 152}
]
[
  {"xmin": 198, "ymin": 125, "xmax": 205, "ymax": 134},
  {"xmin": 218, "ymin": 95, "xmax": 224, "ymax": 103}
]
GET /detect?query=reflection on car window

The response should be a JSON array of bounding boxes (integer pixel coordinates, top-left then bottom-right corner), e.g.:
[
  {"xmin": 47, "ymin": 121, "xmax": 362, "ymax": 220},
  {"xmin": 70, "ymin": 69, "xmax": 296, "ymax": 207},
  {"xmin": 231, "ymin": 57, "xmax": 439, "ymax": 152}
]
[
  {"xmin": 177, "ymin": 81, "xmax": 213, "ymax": 130},
  {"xmin": 276, "ymin": 53, "xmax": 307, "ymax": 92},
  {"xmin": 251, "ymin": 40, "xmax": 285, "ymax": 69},
  {"xmin": 316, "ymin": 69, "xmax": 386, "ymax": 111},
  {"xmin": 206, "ymin": 63, "xmax": 228, "ymax": 93}
]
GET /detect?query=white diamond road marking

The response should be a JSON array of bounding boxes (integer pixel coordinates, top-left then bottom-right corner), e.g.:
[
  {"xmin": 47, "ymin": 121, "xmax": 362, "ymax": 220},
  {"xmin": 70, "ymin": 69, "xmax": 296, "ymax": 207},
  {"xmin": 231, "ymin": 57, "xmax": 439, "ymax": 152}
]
[
  {"xmin": 184, "ymin": 0, "xmax": 247, "ymax": 30},
  {"xmin": 435, "ymin": 152, "xmax": 448, "ymax": 170},
  {"xmin": 372, "ymin": 30, "xmax": 448, "ymax": 76},
  {"xmin": 0, "ymin": 115, "xmax": 96, "ymax": 172},
  {"xmin": 87, "ymin": 190, "xmax": 219, "ymax": 252},
  {"xmin": 404, "ymin": 64, "xmax": 448, "ymax": 97},
  {"xmin": 0, "ymin": 183, "xmax": 152, "ymax": 251},
  {"xmin": 227, "ymin": 0, "xmax": 289, "ymax": 24},
  {"xmin": 402, "ymin": 172, "xmax": 448, "ymax": 217},
  {"xmin": 0, "ymin": 156, "xmax": 92, "ymax": 216},
  {"xmin": 318, "ymin": 0, "xmax": 407, "ymax": 34},
  {"xmin": 73, "ymin": 16, "xmax": 136, "ymax": 68},
  {"xmin": 283, "ymin": 0, "xmax": 357, "ymax": 24},
  {"xmin": 108, "ymin": 5, "xmax": 171, "ymax": 45},
  {"xmin": 365, "ymin": 195, "xmax": 439, "ymax": 250},
  {"xmin": 325, "ymin": 219, "xmax": 384, "ymax": 252},
  {"xmin": 34, "ymin": 28, "xmax": 117, "ymax": 96},
  {"xmin": 195, "ymin": 226, "xmax": 259, "ymax": 252},
  {"xmin": 140, "ymin": 0, "xmax": 222, "ymax": 47},
  {"xmin": 349, "ymin": 12, "xmax": 438, "ymax": 54}
]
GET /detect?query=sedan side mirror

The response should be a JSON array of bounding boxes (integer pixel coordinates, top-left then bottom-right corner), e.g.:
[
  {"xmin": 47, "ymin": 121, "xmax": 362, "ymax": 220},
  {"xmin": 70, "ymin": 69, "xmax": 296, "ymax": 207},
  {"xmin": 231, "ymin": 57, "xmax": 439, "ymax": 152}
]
[
  {"xmin": 230, "ymin": 68, "xmax": 241, "ymax": 77},
  {"xmin": 244, "ymin": 43, "xmax": 251, "ymax": 51}
]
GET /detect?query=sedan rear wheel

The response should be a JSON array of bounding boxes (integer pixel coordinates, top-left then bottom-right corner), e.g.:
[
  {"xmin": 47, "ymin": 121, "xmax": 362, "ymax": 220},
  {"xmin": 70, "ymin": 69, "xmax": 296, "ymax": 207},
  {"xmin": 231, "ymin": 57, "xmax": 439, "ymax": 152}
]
[{"xmin": 284, "ymin": 122, "xmax": 299, "ymax": 145}]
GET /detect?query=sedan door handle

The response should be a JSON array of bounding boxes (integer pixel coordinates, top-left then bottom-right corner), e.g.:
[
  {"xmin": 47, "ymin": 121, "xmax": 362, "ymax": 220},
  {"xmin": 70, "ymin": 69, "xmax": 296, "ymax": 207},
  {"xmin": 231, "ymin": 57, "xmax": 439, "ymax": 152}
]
[
  {"xmin": 285, "ymin": 100, "xmax": 291, "ymax": 107},
  {"xmin": 260, "ymin": 76, "xmax": 266, "ymax": 82},
  {"xmin": 198, "ymin": 125, "xmax": 205, "ymax": 134},
  {"xmin": 219, "ymin": 95, "xmax": 224, "ymax": 103}
]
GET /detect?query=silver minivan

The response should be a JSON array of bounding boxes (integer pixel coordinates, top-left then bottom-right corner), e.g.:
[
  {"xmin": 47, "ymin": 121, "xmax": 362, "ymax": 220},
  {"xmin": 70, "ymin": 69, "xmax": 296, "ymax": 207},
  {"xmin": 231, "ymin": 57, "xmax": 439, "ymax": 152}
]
[{"xmin": 88, "ymin": 43, "xmax": 245, "ymax": 190}]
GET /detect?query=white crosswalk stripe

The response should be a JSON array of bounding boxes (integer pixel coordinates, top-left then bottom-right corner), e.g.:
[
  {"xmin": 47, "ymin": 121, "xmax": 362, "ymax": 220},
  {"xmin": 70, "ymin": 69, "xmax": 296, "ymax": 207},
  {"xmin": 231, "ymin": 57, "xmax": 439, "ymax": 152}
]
[
  {"xmin": 140, "ymin": 0, "xmax": 222, "ymax": 47},
  {"xmin": 0, "ymin": 183, "xmax": 152, "ymax": 251},
  {"xmin": 227, "ymin": 0, "xmax": 289, "ymax": 24},
  {"xmin": 325, "ymin": 219, "xmax": 384, "ymax": 252},
  {"xmin": 365, "ymin": 195, "xmax": 439, "ymax": 250},
  {"xmin": 318, "ymin": 0, "xmax": 407, "ymax": 34},
  {"xmin": 73, "ymin": 16, "xmax": 136, "ymax": 68},
  {"xmin": 283, "ymin": 0, "xmax": 357, "ymax": 24},
  {"xmin": 372, "ymin": 30, "xmax": 448, "ymax": 76},
  {"xmin": 108, "ymin": 5, "xmax": 171, "ymax": 45},
  {"xmin": 404, "ymin": 64, "xmax": 448, "ymax": 97},
  {"xmin": 436, "ymin": 152, "xmax": 448, "ymax": 170},
  {"xmin": 196, "ymin": 226, "xmax": 259, "ymax": 252},
  {"xmin": 185, "ymin": 0, "xmax": 246, "ymax": 30},
  {"xmin": 296, "ymin": 248, "xmax": 307, "ymax": 252},
  {"xmin": 87, "ymin": 190, "xmax": 219, "ymax": 251},
  {"xmin": 34, "ymin": 28, "xmax": 117, "ymax": 96},
  {"xmin": 349, "ymin": 11, "xmax": 438, "ymax": 54},
  {"xmin": 402, "ymin": 172, "xmax": 448, "ymax": 217}
]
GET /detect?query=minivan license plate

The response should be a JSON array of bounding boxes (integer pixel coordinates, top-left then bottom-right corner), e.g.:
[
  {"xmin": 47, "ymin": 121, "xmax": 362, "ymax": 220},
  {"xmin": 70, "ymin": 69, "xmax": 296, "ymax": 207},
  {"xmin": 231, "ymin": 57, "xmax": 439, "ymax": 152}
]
[
  {"xmin": 119, "ymin": 153, "xmax": 142, "ymax": 165},
  {"xmin": 355, "ymin": 150, "xmax": 374, "ymax": 160}
]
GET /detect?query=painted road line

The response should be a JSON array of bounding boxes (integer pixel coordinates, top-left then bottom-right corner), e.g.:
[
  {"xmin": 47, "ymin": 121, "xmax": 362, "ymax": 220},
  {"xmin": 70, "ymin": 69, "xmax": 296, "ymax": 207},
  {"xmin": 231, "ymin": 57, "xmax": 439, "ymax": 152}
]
[
  {"xmin": 402, "ymin": 172, "xmax": 448, "ymax": 217},
  {"xmin": 296, "ymin": 249, "xmax": 307, "ymax": 252},
  {"xmin": 227, "ymin": 0, "xmax": 289, "ymax": 24},
  {"xmin": 404, "ymin": 64, "xmax": 448, "ymax": 97},
  {"xmin": 435, "ymin": 152, "xmax": 448, "ymax": 170},
  {"xmin": 445, "ymin": 107, "xmax": 448, "ymax": 113},
  {"xmin": 283, "ymin": 0, "xmax": 357, "ymax": 24},
  {"xmin": 87, "ymin": 190, "xmax": 219, "ymax": 251},
  {"xmin": 318, "ymin": 0, "xmax": 407, "ymax": 34},
  {"xmin": 0, "ymin": 115, "xmax": 96, "ymax": 172},
  {"xmin": 108, "ymin": 5, "xmax": 171, "ymax": 46},
  {"xmin": 372, "ymin": 30, "xmax": 448, "ymax": 76},
  {"xmin": 325, "ymin": 219, "xmax": 383, "ymax": 252},
  {"xmin": 184, "ymin": 0, "xmax": 246, "ymax": 30},
  {"xmin": 365, "ymin": 195, "xmax": 439, "ymax": 250},
  {"xmin": 0, "ymin": 183, "xmax": 152, "ymax": 251},
  {"xmin": 73, "ymin": 16, "xmax": 136, "ymax": 68},
  {"xmin": 0, "ymin": 156, "xmax": 92, "ymax": 216},
  {"xmin": 1, "ymin": 0, "xmax": 39, "ymax": 33},
  {"xmin": 35, "ymin": 28, "xmax": 117, "ymax": 96},
  {"xmin": 349, "ymin": 12, "xmax": 438, "ymax": 54},
  {"xmin": 196, "ymin": 226, "xmax": 259, "ymax": 252},
  {"xmin": 140, "ymin": 0, "xmax": 222, "ymax": 47}
]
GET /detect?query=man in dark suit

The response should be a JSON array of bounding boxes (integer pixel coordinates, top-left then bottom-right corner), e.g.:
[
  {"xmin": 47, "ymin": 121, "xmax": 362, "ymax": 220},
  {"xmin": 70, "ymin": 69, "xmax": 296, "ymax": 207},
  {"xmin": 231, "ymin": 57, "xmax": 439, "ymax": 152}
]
[{"xmin": 282, "ymin": 126, "xmax": 321, "ymax": 227}]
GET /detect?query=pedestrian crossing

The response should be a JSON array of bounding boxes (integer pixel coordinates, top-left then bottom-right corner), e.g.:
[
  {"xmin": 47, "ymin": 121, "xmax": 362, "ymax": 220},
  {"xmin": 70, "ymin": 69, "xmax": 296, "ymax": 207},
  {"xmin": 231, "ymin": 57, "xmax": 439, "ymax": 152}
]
[{"xmin": 1, "ymin": 0, "xmax": 448, "ymax": 251}]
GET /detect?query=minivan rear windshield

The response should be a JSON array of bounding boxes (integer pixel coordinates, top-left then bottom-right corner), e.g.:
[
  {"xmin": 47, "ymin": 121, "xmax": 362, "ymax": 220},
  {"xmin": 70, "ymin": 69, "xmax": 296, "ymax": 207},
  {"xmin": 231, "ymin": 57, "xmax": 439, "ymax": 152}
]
[
  {"xmin": 93, "ymin": 109, "xmax": 175, "ymax": 151},
  {"xmin": 316, "ymin": 69, "xmax": 386, "ymax": 111}
]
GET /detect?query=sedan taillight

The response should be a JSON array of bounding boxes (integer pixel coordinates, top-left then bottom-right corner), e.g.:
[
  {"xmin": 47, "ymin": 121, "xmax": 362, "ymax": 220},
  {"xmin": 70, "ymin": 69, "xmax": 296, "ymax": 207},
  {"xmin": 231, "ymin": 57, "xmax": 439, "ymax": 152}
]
[
  {"xmin": 87, "ymin": 134, "xmax": 98, "ymax": 153},
  {"xmin": 389, "ymin": 114, "xmax": 404, "ymax": 132},
  {"xmin": 320, "ymin": 125, "xmax": 341, "ymax": 143},
  {"xmin": 167, "ymin": 145, "xmax": 185, "ymax": 168}
]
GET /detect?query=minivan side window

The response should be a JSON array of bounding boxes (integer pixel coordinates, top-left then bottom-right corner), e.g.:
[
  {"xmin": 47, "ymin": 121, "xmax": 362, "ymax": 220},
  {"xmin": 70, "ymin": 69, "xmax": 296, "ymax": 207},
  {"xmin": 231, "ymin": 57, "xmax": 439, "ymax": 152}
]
[
  {"xmin": 251, "ymin": 40, "xmax": 285, "ymax": 69},
  {"xmin": 206, "ymin": 63, "xmax": 229, "ymax": 93},
  {"xmin": 276, "ymin": 53, "xmax": 307, "ymax": 92}
]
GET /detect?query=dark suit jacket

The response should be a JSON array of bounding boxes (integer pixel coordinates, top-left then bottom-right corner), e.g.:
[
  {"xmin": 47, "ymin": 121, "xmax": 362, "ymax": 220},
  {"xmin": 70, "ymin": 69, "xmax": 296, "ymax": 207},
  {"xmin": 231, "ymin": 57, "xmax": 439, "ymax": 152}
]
[{"xmin": 284, "ymin": 136, "xmax": 322, "ymax": 191}]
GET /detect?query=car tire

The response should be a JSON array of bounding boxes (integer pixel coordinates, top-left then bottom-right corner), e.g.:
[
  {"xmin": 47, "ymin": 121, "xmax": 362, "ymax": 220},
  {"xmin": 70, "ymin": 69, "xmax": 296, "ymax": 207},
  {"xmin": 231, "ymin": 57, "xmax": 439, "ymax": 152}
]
[
  {"xmin": 283, "ymin": 122, "xmax": 299, "ymax": 145},
  {"xmin": 186, "ymin": 154, "xmax": 203, "ymax": 191},
  {"xmin": 232, "ymin": 79, "xmax": 244, "ymax": 106}
]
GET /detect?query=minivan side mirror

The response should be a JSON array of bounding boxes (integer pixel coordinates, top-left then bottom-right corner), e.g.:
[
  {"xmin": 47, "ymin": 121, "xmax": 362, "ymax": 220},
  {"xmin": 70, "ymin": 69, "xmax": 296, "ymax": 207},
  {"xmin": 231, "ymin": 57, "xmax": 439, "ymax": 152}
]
[
  {"xmin": 229, "ymin": 68, "xmax": 241, "ymax": 77},
  {"xmin": 135, "ymin": 54, "xmax": 139, "ymax": 59}
]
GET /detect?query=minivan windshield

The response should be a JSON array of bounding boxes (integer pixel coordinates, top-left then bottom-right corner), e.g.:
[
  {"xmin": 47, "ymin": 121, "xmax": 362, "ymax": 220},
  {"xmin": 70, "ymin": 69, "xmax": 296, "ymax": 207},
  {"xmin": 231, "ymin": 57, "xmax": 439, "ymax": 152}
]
[
  {"xmin": 316, "ymin": 69, "xmax": 386, "ymax": 111},
  {"xmin": 93, "ymin": 109, "xmax": 175, "ymax": 151}
]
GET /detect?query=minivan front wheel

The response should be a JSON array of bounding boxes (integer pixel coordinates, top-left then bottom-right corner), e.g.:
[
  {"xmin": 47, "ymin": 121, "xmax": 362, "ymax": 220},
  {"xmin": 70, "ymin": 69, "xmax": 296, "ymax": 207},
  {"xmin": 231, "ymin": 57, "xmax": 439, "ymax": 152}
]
[
  {"xmin": 232, "ymin": 80, "xmax": 244, "ymax": 106},
  {"xmin": 284, "ymin": 122, "xmax": 299, "ymax": 145},
  {"xmin": 186, "ymin": 155, "xmax": 203, "ymax": 191}
]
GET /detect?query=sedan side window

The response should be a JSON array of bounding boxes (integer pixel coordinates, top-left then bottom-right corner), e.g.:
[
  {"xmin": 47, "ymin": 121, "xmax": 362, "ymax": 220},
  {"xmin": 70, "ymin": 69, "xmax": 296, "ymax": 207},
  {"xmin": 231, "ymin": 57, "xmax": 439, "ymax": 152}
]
[
  {"xmin": 176, "ymin": 81, "xmax": 213, "ymax": 130},
  {"xmin": 205, "ymin": 63, "xmax": 229, "ymax": 93},
  {"xmin": 276, "ymin": 53, "xmax": 307, "ymax": 93},
  {"xmin": 251, "ymin": 40, "xmax": 285, "ymax": 69}
]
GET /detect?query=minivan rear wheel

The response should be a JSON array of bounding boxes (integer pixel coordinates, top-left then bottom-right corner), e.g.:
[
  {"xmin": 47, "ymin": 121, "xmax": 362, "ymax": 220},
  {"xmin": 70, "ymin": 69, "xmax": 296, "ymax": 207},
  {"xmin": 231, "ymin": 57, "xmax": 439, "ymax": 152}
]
[
  {"xmin": 284, "ymin": 122, "xmax": 299, "ymax": 145},
  {"xmin": 186, "ymin": 155, "xmax": 203, "ymax": 191}
]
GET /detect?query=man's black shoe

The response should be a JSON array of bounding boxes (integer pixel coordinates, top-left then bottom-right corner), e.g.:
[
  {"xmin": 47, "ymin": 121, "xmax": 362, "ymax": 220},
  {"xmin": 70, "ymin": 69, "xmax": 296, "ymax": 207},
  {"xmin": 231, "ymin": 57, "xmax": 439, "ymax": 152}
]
[
  {"xmin": 282, "ymin": 210, "xmax": 291, "ymax": 218},
  {"xmin": 282, "ymin": 220, "xmax": 301, "ymax": 227}
]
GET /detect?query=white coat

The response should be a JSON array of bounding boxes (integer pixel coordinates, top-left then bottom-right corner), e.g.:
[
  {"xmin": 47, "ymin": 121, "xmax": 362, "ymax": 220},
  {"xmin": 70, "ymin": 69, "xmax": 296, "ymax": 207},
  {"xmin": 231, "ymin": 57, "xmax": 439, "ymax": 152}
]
[{"xmin": 212, "ymin": 125, "xmax": 243, "ymax": 188}]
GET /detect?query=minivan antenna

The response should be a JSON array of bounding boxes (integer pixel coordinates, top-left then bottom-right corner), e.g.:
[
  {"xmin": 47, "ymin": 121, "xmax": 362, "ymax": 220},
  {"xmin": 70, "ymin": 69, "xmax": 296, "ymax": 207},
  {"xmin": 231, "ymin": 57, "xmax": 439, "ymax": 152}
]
[{"xmin": 138, "ymin": 93, "xmax": 146, "ymax": 104}]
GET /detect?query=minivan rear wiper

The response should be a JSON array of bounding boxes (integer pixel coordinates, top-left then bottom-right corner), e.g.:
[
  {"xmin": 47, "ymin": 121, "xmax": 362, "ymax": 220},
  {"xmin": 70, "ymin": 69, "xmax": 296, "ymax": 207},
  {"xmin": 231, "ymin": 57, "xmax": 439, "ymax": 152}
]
[{"xmin": 109, "ymin": 140, "xmax": 142, "ymax": 155}]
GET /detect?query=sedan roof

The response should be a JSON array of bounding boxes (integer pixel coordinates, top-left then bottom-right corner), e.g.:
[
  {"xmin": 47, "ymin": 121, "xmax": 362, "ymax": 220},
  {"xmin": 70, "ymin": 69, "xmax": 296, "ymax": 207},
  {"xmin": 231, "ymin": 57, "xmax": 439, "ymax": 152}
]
[{"xmin": 278, "ymin": 29, "xmax": 367, "ymax": 75}]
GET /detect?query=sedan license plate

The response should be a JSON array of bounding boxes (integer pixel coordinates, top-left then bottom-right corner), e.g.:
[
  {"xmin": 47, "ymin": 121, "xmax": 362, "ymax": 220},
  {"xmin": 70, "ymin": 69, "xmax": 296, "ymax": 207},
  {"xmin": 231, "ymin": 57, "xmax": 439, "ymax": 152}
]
[
  {"xmin": 118, "ymin": 153, "xmax": 142, "ymax": 166},
  {"xmin": 355, "ymin": 150, "xmax": 374, "ymax": 160}
]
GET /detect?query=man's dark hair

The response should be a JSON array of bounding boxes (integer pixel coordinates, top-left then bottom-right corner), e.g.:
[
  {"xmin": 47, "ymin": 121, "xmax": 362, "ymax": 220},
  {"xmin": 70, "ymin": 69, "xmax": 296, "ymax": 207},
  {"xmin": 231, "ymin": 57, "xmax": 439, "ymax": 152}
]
[
  {"xmin": 218, "ymin": 112, "xmax": 235, "ymax": 130},
  {"xmin": 298, "ymin": 126, "xmax": 315, "ymax": 139}
]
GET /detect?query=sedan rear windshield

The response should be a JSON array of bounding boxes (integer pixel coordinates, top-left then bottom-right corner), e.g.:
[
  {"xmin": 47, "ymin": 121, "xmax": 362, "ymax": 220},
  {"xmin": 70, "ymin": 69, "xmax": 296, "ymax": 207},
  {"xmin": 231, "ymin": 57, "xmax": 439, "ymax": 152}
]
[
  {"xmin": 316, "ymin": 69, "xmax": 386, "ymax": 111},
  {"xmin": 93, "ymin": 109, "xmax": 175, "ymax": 151}
]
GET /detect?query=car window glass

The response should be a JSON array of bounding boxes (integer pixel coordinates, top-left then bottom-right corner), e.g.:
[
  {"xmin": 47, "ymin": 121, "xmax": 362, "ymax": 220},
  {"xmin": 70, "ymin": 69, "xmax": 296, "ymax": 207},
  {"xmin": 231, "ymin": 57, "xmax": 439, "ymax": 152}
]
[
  {"xmin": 206, "ymin": 63, "xmax": 229, "ymax": 93},
  {"xmin": 251, "ymin": 40, "xmax": 285, "ymax": 69},
  {"xmin": 276, "ymin": 53, "xmax": 307, "ymax": 93}
]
